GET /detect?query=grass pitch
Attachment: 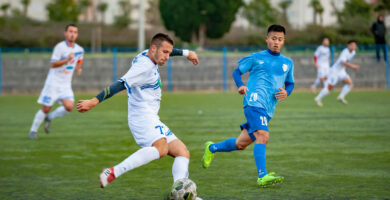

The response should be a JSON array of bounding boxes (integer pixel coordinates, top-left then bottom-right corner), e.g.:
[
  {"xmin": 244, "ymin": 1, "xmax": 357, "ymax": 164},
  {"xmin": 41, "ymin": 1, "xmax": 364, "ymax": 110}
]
[{"xmin": 0, "ymin": 91, "xmax": 389, "ymax": 199}]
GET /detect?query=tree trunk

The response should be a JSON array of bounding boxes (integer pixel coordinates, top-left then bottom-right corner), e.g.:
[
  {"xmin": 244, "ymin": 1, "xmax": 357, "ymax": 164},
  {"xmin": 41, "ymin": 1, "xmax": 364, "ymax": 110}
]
[{"xmin": 198, "ymin": 24, "xmax": 206, "ymax": 49}]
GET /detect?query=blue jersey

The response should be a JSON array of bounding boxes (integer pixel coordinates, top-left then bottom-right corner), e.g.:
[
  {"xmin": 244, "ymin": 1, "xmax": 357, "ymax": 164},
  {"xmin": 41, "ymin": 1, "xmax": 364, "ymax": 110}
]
[{"xmin": 237, "ymin": 49, "xmax": 294, "ymax": 118}]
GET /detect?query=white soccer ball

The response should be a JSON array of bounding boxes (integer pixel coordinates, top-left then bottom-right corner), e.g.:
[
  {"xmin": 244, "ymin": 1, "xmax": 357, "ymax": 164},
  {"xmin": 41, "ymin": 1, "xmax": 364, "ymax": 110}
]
[{"xmin": 170, "ymin": 178, "xmax": 197, "ymax": 200}]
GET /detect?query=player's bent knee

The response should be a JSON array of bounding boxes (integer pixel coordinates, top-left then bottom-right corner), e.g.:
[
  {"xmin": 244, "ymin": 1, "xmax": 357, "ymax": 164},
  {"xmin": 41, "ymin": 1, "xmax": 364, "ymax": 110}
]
[{"xmin": 235, "ymin": 142, "xmax": 248, "ymax": 150}]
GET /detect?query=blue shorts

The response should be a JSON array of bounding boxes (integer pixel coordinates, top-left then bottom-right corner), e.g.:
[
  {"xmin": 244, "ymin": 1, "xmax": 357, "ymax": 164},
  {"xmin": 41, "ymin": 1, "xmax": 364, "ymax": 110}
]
[{"xmin": 240, "ymin": 106, "xmax": 271, "ymax": 141}]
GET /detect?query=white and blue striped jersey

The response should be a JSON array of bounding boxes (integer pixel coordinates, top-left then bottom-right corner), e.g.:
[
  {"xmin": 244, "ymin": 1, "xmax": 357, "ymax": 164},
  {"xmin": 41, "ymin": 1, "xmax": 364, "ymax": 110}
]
[
  {"xmin": 44, "ymin": 41, "xmax": 84, "ymax": 88},
  {"xmin": 120, "ymin": 50, "xmax": 162, "ymax": 114}
]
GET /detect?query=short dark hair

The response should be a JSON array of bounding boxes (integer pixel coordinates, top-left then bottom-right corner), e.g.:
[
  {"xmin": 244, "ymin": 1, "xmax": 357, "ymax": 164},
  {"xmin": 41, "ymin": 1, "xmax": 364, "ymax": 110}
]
[
  {"xmin": 347, "ymin": 39, "xmax": 357, "ymax": 44},
  {"xmin": 267, "ymin": 24, "xmax": 286, "ymax": 35},
  {"xmin": 151, "ymin": 33, "xmax": 174, "ymax": 47},
  {"xmin": 65, "ymin": 24, "xmax": 78, "ymax": 31}
]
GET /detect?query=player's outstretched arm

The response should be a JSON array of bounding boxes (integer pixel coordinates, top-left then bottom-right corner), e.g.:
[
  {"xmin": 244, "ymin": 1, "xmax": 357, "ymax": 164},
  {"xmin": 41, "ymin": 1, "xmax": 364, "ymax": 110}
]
[
  {"xmin": 341, "ymin": 61, "xmax": 360, "ymax": 70},
  {"xmin": 232, "ymin": 67, "xmax": 248, "ymax": 95},
  {"xmin": 77, "ymin": 81, "xmax": 126, "ymax": 113},
  {"xmin": 275, "ymin": 82, "xmax": 294, "ymax": 101},
  {"xmin": 170, "ymin": 48, "xmax": 199, "ymax": 65}
]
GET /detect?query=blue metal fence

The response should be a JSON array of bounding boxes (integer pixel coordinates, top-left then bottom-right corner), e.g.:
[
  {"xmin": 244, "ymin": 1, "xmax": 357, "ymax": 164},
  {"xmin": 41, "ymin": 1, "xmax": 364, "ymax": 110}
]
[{"xmin": 0, "ymin": 44, "xmax": 389, "ymax": 93}]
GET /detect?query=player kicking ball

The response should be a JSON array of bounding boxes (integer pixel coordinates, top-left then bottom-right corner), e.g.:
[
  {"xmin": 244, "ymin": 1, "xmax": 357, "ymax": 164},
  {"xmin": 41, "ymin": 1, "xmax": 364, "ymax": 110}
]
[
  {"xmin": 77, "ymin": 33, "xmax": 199, "ymax": 188},
  {"xmin": 314, "ymin": 40, "xmax": 360, "ymax": 107},
  {"xmin": 202, "ymin": 25, "xmax": 294, "ymax": 187},
  {"xmin": 29, "ymin": 24, "xmax": 84, "ymax": 139}
]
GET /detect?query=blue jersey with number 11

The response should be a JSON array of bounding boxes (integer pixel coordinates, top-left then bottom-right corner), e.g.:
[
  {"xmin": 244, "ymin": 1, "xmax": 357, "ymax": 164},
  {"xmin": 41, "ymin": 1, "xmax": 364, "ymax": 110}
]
[{"xmin": 238, "ymin": 49, "xmax": 294, "ymax": 118}]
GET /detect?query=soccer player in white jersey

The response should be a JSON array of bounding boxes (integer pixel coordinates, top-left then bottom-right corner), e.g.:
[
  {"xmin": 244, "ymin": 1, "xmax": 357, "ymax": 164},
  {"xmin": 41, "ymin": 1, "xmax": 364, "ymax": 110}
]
[
  {"xmin": 29, "ymin": 24, "xmax": 84, "ymax": 139},
  {"xmin": 76, "ymin": 33, "xmax": 199, "ymax": 188},
  {"xmin": 311, "ymin": 37, "xmax": 330, "ymax": 93},
  {"xmin": 315, "ymin": 40, "xmax": 360, "ymax": 107}
]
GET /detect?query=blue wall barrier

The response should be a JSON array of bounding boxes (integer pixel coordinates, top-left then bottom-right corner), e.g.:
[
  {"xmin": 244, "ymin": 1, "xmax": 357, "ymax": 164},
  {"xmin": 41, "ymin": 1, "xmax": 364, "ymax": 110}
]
[{"xmin": 222, "ymin": 47, "xmax": 228, "ymax": 92}]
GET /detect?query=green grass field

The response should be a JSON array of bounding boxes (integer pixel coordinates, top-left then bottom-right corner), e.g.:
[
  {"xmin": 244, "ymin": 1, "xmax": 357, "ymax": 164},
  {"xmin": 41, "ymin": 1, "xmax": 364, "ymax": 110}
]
[{"xmin": 1, "ymin": 91, "xmax": 390, "ymax": 199}]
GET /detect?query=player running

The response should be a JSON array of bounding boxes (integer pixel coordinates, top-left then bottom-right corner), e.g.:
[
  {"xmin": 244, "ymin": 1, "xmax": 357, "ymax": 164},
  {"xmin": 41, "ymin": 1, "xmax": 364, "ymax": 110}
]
[
  {"xmin": 201, "ymin": 25, "xmax": 294, "ymax": 187},
  {"xmin": 76, "ymin": 33, "xmax": 199, "ymax": 188},
  {"xmin": 311, "ymin": 37, "xmax": 330, "ymax": 93},
  {"xmin": 314, "ymin": 40, "xmax": 359, "ymax": 107},
  {"xmin": 29, "ymin": 24, "xmax": 84, "ymax": 139}
]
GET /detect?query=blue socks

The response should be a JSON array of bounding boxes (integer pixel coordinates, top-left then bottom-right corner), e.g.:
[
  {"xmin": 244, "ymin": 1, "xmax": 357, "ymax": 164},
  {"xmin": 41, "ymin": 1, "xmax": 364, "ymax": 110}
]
[
  {"xmin": 209, "ymin": 138, "xmax": 238, "ymax": 153},
  {"xmin": 254, "ymin": 143, "xmax": 268, "ymax": 178}
]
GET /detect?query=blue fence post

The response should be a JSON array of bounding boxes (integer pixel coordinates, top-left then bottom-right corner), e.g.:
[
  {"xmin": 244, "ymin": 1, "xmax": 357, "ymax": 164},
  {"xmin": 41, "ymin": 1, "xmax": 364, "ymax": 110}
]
[
  {"xmin": 112, "ymin": 48, "xmax": 117, "ymax": 82},
  {"xmin": 385, "ymin": 44, "xmax": 389, "ymax": 90},
  {"xmin": 330, "ymin": 45, "xmax": 335, "ymax": 66},
  {"xmin": 222, "ymin": 47, "xmax": 227, "ymax": 92},
  {"xmin": 167, "ymin": 58, "xmax": 172, "ymax": 92},
  {"xmin": 0, "ymin": 48, "xmax": 2, "ymax": 95}
]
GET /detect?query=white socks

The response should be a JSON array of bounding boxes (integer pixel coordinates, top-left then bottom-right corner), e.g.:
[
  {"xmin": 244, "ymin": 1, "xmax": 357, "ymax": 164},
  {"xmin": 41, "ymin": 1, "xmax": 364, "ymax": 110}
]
[
  {"xmin": 172, "ymin": 156, "xmax": 189, "ymax": 182},
  {"xmin": 30, "ymin": 110, "xmax": 46, "ymax": 132},
  {"xmin": 48, "ymin": 106, "xmax": 68, "ymax": 120},
  {"xmin": 315, "ymin": 87, "xmax": 329, "ymax": 101},
  {"xmin": 339, "ymin": 84, "xmax": 352, "ymax": 99},
  {"xmin": 113, "ymin": 146, "xmax": 160, "ymax": 178}
]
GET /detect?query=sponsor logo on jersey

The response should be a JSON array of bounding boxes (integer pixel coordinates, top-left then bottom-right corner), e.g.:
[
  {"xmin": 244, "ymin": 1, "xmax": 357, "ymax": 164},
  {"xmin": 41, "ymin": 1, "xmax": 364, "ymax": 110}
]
[{"xmin": 282, "ymin": 64, "xmax": 288, "ymax": 72}]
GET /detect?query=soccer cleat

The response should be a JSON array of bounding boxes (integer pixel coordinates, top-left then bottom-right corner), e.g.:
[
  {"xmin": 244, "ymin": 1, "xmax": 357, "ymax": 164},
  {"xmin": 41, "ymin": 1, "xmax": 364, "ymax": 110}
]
[
  {"xmin": 99, "ymin": 167, "xmax": 116, "ymax": 188},
  {"xmin": 257, "ymin": 172, "xmax": 284, "ymax": 187},
  {"xmin": 29, "ymin": 131, "xmax": 37, "ymax": 140},
  {"xmin": 314, "ymin": 98, "xmax": 323, "ymax": 107},
  {"xmin": 44, "ymin": 116, "xmax": 51, "ymax": 134},
  {"xmin": 202, "ymin": 141, "xmax": 215, "ymax": 168},
  {"xmin": 337, "ymin": 97, "xmax": 348, "ymax": 104}
]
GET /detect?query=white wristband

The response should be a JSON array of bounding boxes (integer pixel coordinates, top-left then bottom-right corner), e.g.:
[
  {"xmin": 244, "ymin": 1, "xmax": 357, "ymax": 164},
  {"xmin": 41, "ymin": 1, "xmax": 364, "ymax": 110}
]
[{"xmin": 183, "ymin": 49, "xmax": 189, "ymax": 57}]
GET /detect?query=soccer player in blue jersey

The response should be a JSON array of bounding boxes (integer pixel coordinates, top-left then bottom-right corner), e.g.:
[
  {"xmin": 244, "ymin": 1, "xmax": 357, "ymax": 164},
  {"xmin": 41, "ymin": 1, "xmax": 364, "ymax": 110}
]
[{"xmin": 202, "ymin": 24, "xmax": 294, "ymax": 187}]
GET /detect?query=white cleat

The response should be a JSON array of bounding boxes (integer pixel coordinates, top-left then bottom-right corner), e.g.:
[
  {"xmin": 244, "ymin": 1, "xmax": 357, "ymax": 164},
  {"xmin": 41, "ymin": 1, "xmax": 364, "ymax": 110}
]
[
  {"xmin": 315, "ymin": 99, "xmax": 323, "ymax": 107},
  {"xmin": 337, "ymin": 97, "xmax": 348, "ymax": 104},
  {"xmin": 99, "ymin": 167, "xmax": 116, "ymax": 188},
  {"xmin": 29, "ymin": 131, "xmax": 37, "ymax": 140}
]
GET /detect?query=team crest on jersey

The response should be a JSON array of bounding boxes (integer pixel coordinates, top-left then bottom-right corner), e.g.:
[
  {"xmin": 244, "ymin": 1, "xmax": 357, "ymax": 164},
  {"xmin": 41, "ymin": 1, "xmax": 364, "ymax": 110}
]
[
  {"xmin": 282, "ymin": 64, "xmax": 288, "ymax": 72},
  {"xmin": 258, "ymin": 60, "xmax": 264, "ymax": 65}
]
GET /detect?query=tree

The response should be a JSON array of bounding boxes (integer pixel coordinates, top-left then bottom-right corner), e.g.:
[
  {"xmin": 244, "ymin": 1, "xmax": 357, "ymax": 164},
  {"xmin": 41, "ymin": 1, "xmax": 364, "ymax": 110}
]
[
  {"xmin": 374, "ymin": 0, "xmax": 390, "ymax": 13},
  {"xmin": 97, "ymin": 2, "xmax": 108, "ymax": 25},
  {"xmin": 309, "ymin": 0, "xmax": 324, "ymax": 25},
  {"xmin": 79, "ymin": 0, "xmax": 91, "ymax": 22},
  {"xmin": 114, "ymin": 0, "xmax": 131, "ymax": 28},
  {"xmin": 331, "ymin": 0, "xmax": 373, "ymax": 42},
  {"xmin": 242, "ymin": 0, "xmax": 277, "ymax": 29},
  {"xmin": 1, "ymin": 3, "xmax": 10, "ymax": 18},
  {"xmin": 278, "ymin": 0, "xmax": 292, "ymax": 26},
  {"xmin": 159, "ymin": 0, "xmax": 243, "ymax": 46},
  {"xmin": 46, "ymin": 0, "xmax": 80, "ymax": 22},
  {"xmin": 21, "ymin": 0, "xmax": 30, "ymax": 17}
]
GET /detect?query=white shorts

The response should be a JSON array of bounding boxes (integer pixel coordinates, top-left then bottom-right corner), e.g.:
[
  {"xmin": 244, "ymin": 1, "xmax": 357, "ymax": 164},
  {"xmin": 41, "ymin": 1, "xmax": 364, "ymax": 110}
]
[
  {"xmin": 37, "ymin": 85, "xmax": 74, "ymax": 106},
  {"xmin": 327, "ymin": 69, "xmax": 350, "ymax": 86},
  {"xmin": 128, "ymin": 111, "xmax": 177, "ymax": 147},
  {"xmin": 317, "ymin": 64, "xmax": 330, "ymax": 78}
]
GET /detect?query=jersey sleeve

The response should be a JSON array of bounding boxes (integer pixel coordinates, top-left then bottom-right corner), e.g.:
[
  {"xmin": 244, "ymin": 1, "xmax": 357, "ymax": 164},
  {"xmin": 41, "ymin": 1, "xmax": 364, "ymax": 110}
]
[
  {"xmin": 314, "ymin": 46, "xmax": 321, "ymax": 57},
  {"xmin": 120, "ymin": 59, "xmax": 151, "ymax": 87},
  {"xmin": 286, "ymin": 60, "xmax": 295, "ymax": 83},
  {"xmin": 339, "ymin": 49, "xmax": 349, "ymax": 62},
  {"xmin": 237, "ymin": 54, "xmax": 254, "ymax": 74},
  {"xmin": 50, "ymin": 44, "xmax": 62, "ymax": 63}
]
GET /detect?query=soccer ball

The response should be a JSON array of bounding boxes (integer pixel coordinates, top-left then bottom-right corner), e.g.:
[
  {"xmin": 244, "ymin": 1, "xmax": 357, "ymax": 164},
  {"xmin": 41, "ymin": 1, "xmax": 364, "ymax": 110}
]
[{"xmin": 170, "ymin": 178, "xmax": 197, "ymax": 200}]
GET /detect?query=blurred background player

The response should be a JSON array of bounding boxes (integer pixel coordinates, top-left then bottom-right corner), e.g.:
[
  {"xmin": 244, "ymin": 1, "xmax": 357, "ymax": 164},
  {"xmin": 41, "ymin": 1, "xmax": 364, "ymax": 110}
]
[
  {"xmin": 29, "ymin": 24, "xmax": 84, "ymax": 139},
  {"xmin": 76, "ymin": 33, "xmax": 199, "ymax": 188},
  {"xmin": 311, "ymin": 37, "xmax": 331, "ymax": 93},
  {"xmin": 314, "ymin": 40, "xmax": 360, "ymax": 107},
  {"xmin": 201, "ymin": 25, "xmax": 294, "ymax": 187},
  {"xmin": 371, "ymin": 14, "xmax": 387, "ymax": 62}
]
